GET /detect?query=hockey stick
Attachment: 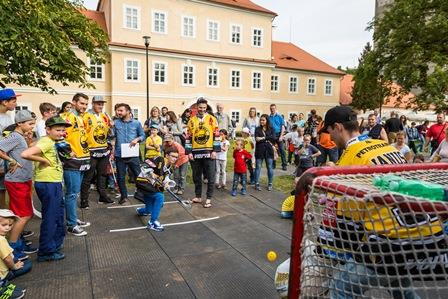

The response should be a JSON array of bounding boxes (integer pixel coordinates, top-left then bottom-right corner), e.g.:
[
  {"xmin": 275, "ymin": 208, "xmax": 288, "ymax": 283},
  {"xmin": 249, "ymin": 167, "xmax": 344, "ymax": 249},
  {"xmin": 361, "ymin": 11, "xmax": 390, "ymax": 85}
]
[{"xmin": 152, "ymin": 177, "xmax": 192, "ymax": 209}]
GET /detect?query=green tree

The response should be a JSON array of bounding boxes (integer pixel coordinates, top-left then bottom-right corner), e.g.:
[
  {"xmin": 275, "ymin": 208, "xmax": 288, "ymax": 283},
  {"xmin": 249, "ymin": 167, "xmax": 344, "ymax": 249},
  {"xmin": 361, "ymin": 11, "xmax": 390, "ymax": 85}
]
[
  {"xmin": 0, "ymin": 0, "xmax": 109, "ymax": 93},
  {"xmin": 355, "ymin": 0, "xmax": 448, "ymax": 111}
]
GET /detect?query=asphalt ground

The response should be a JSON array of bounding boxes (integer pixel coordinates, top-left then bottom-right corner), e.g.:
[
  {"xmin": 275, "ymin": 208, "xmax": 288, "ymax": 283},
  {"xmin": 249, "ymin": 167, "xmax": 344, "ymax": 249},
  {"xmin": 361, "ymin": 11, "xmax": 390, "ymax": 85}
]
[{"xmin": 13, "ymin": 181, "xmax": 292, "ymax": 299}]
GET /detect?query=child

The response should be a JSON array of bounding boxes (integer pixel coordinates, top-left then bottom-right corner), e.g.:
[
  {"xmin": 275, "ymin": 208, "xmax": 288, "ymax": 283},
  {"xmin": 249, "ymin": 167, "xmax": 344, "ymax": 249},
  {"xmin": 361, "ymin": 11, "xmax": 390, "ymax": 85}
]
[
  {"xmin": 241, "ymin": 128, "xmax": 255, "ymax": 185},
  {"xmin": 135, "ymin": 147, "xmax": 179, "ymax": 232},
  {"xmin": 215, "ymin": 129, "xmax": 230, "ymax": 189},
  {"xmin": 35, "ymin": 102, "xmax": 56, "ymax": 138},
  {"xmin": 21, "ymin": 116, "xmax": 71, "ymax": 262},
  {"xmin": 145, "ymin": 124, "xmax": 162, "ymax": 159},
  {"xmin": 295, "ymin": 134, "xmax": 321, "ymax": 178},
  {"xmin": 162, "ymin": 134, "xmax": 189, "ymax": 195},
  {"xmin": 231, "ymin": 139, "xmax": 252, "ymax": 196},
  {"xmin": 0, "ymin": 209, "xmax": 31, "ymax": 299},
  {"xmin": 0, "ymin": 110, "xmax": 37, "ymax": 260},
  {"xmin": 293, "ymin": 127, "xmax": 305, "ymax": 166}
]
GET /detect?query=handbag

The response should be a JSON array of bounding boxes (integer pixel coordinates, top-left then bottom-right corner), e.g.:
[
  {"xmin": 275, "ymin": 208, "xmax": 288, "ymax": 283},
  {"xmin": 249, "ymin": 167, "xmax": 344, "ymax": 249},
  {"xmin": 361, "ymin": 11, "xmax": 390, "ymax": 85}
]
[{"xmin": 431, "ymin": 124, "xmax": 446, "ymax": 150}]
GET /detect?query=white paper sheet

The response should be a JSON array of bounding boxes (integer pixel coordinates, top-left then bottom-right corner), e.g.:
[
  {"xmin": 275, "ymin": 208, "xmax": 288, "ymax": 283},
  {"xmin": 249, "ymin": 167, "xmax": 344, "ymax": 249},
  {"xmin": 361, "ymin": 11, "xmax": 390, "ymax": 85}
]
[{"xmin": 120, "ymin": 143, "xmax": 139, "ymax": 158}]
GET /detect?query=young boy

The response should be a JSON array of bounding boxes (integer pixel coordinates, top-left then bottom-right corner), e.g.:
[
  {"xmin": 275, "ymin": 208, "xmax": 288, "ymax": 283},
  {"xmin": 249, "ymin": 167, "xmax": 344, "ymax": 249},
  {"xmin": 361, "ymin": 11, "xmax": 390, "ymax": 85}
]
[
  {"xmin": 241, "ymin": 128, "xmax": 255, "ymax": 185},
  {"xmin": 0, "ymin": 110, "xmax": 37, "ymax": 260},
  {"xmin": 21, "ymin": 116, "xmax": 71, "ymax": 262},
  {"xmin": 231, "ymin": 139, "xmax": 252, "ymax": 196},
  {"xmin": 0, "ymin": 209, "xmax": 31, "ymax": 299},
  {"xmin": 295, "ymin": 134, "xmax": 321, "ymax": 178},
  {"xmin": 135, "ymin": 147, "xmax": 179, "ymax": 232},
  {"xmin": 35, "ymin": 102, "xmax": 56, "ymax": 138},
  {"xmin": 215, "ymin": 129, "xmax": 230, "ymax": 189},
  {"xmin": 145, "ymin": 124, "xmax": 162, "ymax": 159}
]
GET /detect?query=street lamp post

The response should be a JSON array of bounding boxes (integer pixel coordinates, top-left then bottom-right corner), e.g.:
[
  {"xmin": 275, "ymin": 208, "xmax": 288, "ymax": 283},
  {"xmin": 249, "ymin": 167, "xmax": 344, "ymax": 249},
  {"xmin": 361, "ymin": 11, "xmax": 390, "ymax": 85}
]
[{"xmin": 143, "ymin": 36, "xmax": 151, "ymax": 120}]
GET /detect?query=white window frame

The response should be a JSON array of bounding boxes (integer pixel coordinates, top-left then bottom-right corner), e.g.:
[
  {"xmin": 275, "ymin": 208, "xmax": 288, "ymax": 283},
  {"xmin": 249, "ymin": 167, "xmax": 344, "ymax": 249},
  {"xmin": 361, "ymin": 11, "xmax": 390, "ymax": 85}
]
[
  {"xmin": 325, "ymin": 79, "xmax": 333, "ymax": 96},
  {"xmin": 206, "ymin": 19, "xmax": 220, "ymax": 42},
  {"xmin": 307, "ymin": 77, "xmax": 316, "ymax": 95},
  {"xmin": 252, "ymin": 71, "xmax": 262, "ymax": 91},
  {"xmin": 152, "ymin": 61, "xmax": 167, "ymax": 84},
  {"xmin": 251, "ymin": 27, "xmax": 264, "ymax": 48},
  {"xmin": 124, "ymin": 58, "xmax": 140, "ymax": 83},
  {"xmin": 181, "ymin": 15, "xmax": 196, "ymax": 38},
  {"xmin": 181, "ymin": 64, "xmax": 195, "ymax": 87},
  {"xmin": 123, "ymin": 5, "xmax": 140, "ymax": 30},
  {"xmin": 88, "ymin": 58, "xmax": 104, "ymax": 82},
  {"xmin": 289, "ymin": 76, "xmax": 299, "ymax": 93},
  {"xmin": 256, "ymin": 111, "xmax": 262, "ymax": 118},
  {"xmin": 230, "ymin": 110, "xmax": 242, "ymax": 124},
  {"xmin": 230, "ymin": 23, "xmax": 242, "ymax": 45},
  {"xmin": 230, "ymin": 69, "xmax": 241, "ymax": 89},
  {"xmin": 271, "ymin": 74, "xmax": 279, "ymax": 92},
  {"xmin": 207, "ymin": 67, "xmax": 219, "ymax": 88},
  {"xmin": 131, "ymin": 107, "xmax": 141, "ymax": 121},
  {"xmin": 152, "ymin": 10, "xmax": 168, "ymax": 34}
]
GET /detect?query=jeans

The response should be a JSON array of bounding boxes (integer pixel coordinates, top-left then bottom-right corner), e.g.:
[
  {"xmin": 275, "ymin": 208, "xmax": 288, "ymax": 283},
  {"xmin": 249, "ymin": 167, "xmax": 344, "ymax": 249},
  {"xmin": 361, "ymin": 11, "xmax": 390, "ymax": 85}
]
[
  {"xmin": 317, "ymin": 145, "xmax": 339, "ymax": 166},
  {"xmin": 115, "ymin": 156, "xmax": 141, "ymax": 199},
  {"xmin": 273, "ymin": 137, "xmax": 287, "ymax": 168},
  {"xmin": 35, "ymin": 182, "xmax": 65, "ymax": 255},
  {"xmin": 173, "ymin": 163, "xmax": 188, "ymax": 191},
  {"xmin": 63, "ymin": 170, "xmax": 84, "ymax": 227},
  {"xmin": 190, "ymin": 158, "xmax": 216, "ymax": 199},
  {"xmin": 80, "ymin": 155, "xmax": 109, "ymax": 204},
  {"xmin": 246, "ymin": 159, "xmax": 255, "ymax": 183},
  {"xmin": 142, "ymin": 192, "xmax": 164, "ymax": 223},
  {"xmin": 4, "ymin": 259, "xmax": 32, "ymax": 281},
  {"xmin": 255, "ymin": 158, "xmax": 274, "ymax": 185},
  {"xmin": 232, "ymin": 172, "xmax": 247, "ymax": 192},
  {"xmin": 329, "ymin": 259, "xmax": 421, "ymax": 299},
  {"xmin": 215, "ymin": 159, "xmax": 227, "ymax": 186}
]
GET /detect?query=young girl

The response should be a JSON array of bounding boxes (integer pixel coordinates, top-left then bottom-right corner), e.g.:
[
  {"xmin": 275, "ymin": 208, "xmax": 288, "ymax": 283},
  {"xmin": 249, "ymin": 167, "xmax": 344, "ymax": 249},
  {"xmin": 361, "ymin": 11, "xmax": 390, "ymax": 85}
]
[
  {"xmin": 145, "ymin": 124, "xmax": 162, "ymax": 159},
  {"xmin": 215, "ymin": 129, "xmax": 230, "ymax": 189},
  {"xmin": 231, "ymin": 139, "xmax": 252, "ymax": 196}
]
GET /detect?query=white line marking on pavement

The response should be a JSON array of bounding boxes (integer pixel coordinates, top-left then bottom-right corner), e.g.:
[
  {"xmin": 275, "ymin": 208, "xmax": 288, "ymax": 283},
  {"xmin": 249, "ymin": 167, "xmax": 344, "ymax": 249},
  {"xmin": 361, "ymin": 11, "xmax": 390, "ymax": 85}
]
[
  {"xmin": 107, "ymin": 201, "xmax": 177, "ymax": 209},
  {"xmin": 109, "ymin": 216, "xmax": 220, "ymax": 233}
]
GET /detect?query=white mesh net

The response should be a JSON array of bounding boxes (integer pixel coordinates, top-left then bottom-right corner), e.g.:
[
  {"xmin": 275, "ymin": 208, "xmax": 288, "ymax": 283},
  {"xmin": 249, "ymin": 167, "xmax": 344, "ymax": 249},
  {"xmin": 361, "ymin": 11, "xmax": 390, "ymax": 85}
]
[{"xmin": 301, "ymin": 169, "xmax": 448, "ymax": 299}]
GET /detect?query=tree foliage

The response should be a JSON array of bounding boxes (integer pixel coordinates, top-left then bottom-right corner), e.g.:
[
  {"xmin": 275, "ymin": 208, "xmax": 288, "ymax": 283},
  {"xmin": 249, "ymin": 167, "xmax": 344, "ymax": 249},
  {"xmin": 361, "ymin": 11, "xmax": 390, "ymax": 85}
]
[
  {"xmin": 0, "ymin": 0, "xmax": 109, "ymax": 93},
  {"xmin": 353, "ymin": 0, "xmax": 448, "ymax": 111}
]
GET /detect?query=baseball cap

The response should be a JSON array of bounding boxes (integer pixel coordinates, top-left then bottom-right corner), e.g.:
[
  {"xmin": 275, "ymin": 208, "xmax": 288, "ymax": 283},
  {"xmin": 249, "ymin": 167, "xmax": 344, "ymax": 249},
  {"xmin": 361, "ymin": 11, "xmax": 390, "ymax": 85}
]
[
  {"xmin": 150, "ymin": 124, "xmax": 159, "ymax": 130},
  {"xmin": 15, "ymin": 110, "xmax": 34, "ymax": 123},
  {"xmin": 92, "ymin": 96, "xmax": 106, "ymax": 103},
  {"xmin": 320, "ymin": 106, "xmax": 358, "ymax": 133},
  {"xmin": 163, "ymin": 133, "xmax": 174, "ymax": 142},
  {"xmin": 242, "ymin": 127, "xmax": 250, "ymax": 134},
  {"xmin": 45, "ymin": 116, "xmax": 72, "ymax": 128},
  {"xmin": 0, "ymin": 209, "xmax": 19, "ymax": 219},
  {"xmin": 0, "ymin": 89, "xmax": 22, "ymax": 101}
]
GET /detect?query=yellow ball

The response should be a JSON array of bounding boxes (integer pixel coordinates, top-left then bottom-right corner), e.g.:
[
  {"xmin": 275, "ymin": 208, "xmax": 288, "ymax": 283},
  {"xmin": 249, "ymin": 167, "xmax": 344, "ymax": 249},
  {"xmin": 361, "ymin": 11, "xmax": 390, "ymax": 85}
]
[{"xmin": 267, "ymin": 251, "xmax": 277, "ymax": 262}]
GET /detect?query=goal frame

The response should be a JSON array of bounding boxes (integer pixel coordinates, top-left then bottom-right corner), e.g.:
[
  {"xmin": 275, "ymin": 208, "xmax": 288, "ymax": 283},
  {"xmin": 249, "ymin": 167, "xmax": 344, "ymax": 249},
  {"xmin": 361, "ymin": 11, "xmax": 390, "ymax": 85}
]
[{"xmin": 287, "ymin": 162, "xmax": 448, "ymax": 299}]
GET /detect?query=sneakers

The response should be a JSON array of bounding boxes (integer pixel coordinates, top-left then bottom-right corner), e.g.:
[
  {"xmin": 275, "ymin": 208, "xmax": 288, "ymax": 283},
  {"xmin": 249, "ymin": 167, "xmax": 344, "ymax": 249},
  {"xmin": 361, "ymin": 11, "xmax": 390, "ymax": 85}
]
[
  {"xmin": 22, "ymin": 244, "xmax": 38, "ymax": 254},
  {"xmin": 177, "ymin": 189, "xmax": 184, "ymax": 195},
  {"xmin": 147, "ymin": 221, "xmax": 164, "ymax": 232},
  {"xmin": 241, "ymin": 189, "xmax": 247, "ymax": 195},
  {"xmin": 21, "ymin": 230, "xmax": 34, "ymax": 238},
  {"xmin": 255, "ymin": 184, "xmax": 261, "ymax": 191},
  {"xmin": 0, "ymin": 283, "xmax": 26, "ymax": 299},
  {"xmin": 231, "ymin": 190, "xmax": 237, "ymax": 197},
  {"xmin": 282, "ymin": 166, "xmax": 287, "ymax": 171},
  {"xmin": 13, "ymin": 251, "xmax": 29, "ymax": 262},
  {"xmin": 268, "ymin": 184, "xmax": 273, "ymax": 191},
  {"xmin": 80, "ymin": 202, "xmax": 89, "ymax": 209},
  {"xmin": 136, "ymin": 207, "xmax": 150, "ymax": 217},
  {"xmin": 37, "ymin": 251, "xmax": 65, "ymax": 262},
  {"xmin": 99, "ymin": 197, "xmax": 115, "ymax": 204},
  {"xmin": 76, "ymin": 219, "xmax": 91, "ymax": 228},
  {"xmin": 67, "ymin": 225, "xmax": 87, "ymax": 236},
  {"xmin": 119, "ymin": 197, "xmax": 128, "ymax": 205}
]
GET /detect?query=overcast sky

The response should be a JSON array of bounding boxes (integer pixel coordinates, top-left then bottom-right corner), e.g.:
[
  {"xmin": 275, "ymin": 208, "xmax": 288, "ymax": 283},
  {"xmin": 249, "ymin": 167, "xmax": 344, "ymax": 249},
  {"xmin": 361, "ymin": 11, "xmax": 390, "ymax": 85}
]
[{"xmin": 83, "ymin": 0, "xmax": 375, "ymax": 68}]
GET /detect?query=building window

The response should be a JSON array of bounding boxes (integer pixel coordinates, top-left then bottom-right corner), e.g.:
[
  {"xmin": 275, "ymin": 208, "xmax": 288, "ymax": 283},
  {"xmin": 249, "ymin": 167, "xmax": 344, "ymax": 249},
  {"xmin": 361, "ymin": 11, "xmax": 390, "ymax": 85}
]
[
  {"xmin": 207, "ymin": 67, "xmax": 219, "ymax": 87},
  {"xmin": 230, "ymin": 70, "xmax": 241, "ymax": 88},
  {"xmin": 231, "ymin": 110, "xmax": 241, "ymax": 123},
  {"xmin": 207, "ymin": 20, "xmax": 219, "ymax": 41},
  {"xmin": 289, "ymin": 76, "xmax": 298, "ymax": 93},
  {"xmin": 124, "ymin": 5, "xmax": 140, "ymax": 30},
  {"xmin": 153, "ymin": 11, "xmax": 167, "ymax": 34},
  {"xmin": 125, "ymin": 59, "xmax": 139, "ymax": 82},
  {"xmin": 182, "ymin": 65, "xmax": 195, "ymax": 86},
  {"xmin": 307, "ymin": 78, "xmax": 316, "ymax": 94},
  {"xmin": 325, "ymin": 79, "xmax": 333, "ymax": 95},
  {"xmin": 230, "ymin": 24, "xmax": 242, "ymax": 44},
  {"xmin": 131, "ymin": 108, "xmax": 139, "ymax": 120},
  {"xmin": 252, "ymin": 72, "xmax": 262, "ymax": 90},
  {"xmin": 153, "ymin": 62, "xmax": 166, "ymax": 84},
  {"xmin": 271, "ymin": 75, "xmax": 279, "ymax": 92},
  {"xmin": 89, "ymin": 59, "xmax": 103, "ymax": 80},
  {"xmin": 15, "ymin": 106, "xmax": 29, "ymax": 112},
  {"xmin": 252, "ymin": 28, "xmax": 263, "ymax": 47},
  {"xmin": 182, "ymin": 16, "xmax": 195, "ymax": 38}
]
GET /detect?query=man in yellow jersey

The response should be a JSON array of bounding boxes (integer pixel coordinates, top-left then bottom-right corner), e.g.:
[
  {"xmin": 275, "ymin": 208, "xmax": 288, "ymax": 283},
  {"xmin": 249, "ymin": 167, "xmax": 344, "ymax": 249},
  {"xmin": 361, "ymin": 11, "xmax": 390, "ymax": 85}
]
[
  {"xmin": 185, "ymin": 98, "xmax": 220, "ymax": 208},
  {"xmin": 62, "ymin": 93, "xmax": 91, "ymax": 237},
  {"xmin": 80, "ymin": 96, "xmax": 114, "ymax": 209}
]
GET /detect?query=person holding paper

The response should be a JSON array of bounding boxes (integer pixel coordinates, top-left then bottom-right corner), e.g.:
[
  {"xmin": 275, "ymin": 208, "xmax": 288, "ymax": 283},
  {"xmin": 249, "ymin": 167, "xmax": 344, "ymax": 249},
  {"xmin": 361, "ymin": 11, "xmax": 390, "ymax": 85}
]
[{"xmin": 112, "ymin": 103, "xmax": 145, "ymax": 204}]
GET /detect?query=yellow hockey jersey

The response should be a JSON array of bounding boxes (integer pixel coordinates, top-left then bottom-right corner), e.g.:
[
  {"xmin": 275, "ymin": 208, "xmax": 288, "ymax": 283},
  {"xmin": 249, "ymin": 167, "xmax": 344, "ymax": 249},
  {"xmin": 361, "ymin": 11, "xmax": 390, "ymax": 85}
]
[
  {"xmin": 84, "ymin": 111, "xmax": 111, "ymax": 157},
  {"xmin": 63, "ymin": 111, "xmax": 90, "ymax": 170},
  {"xmin": 185, "ymin": 114, "xmax": 220, "ymax": 159}
]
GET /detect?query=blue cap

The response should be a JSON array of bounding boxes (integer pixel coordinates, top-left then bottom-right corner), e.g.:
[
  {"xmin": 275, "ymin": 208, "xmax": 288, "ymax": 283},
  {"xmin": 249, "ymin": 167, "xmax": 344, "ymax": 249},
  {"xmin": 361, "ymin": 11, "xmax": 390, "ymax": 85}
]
[{"xmin": 0, "ymin": 89, "xmax": 21, "ymax": 101}]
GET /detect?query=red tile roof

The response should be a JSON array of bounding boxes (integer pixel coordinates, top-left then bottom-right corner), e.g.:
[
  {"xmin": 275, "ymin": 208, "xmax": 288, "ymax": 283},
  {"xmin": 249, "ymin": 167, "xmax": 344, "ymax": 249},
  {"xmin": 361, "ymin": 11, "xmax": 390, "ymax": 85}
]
[
  {"xmin": 272, "ymin": 41, "xmax": 345, "ymax": 76},
  {"xmin": 81, "ymin": 10, "xmax": 107, "ymax": 33},
  {"xmin": 208, "ymin": 0, "xmax": 277, "ymax": 16}
]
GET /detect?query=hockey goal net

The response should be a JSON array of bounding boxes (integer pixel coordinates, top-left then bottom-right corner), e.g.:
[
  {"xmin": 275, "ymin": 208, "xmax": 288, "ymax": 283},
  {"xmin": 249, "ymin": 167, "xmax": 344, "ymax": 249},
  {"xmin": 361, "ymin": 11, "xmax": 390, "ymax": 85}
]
[{"xmin": 288, "ymin": 163, "xmax": 448, "ymax": 299}]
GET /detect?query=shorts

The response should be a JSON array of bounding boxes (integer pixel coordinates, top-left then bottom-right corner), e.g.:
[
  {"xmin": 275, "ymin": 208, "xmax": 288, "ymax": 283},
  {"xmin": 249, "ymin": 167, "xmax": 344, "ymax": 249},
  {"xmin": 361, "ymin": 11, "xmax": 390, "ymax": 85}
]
[
  {"xmin": 5, "ymin": 181, "xmax": 33, "ymax": 217},
  {"xmin": 0, "ymin": 175, "xmax": 5, "ymax": 191}
]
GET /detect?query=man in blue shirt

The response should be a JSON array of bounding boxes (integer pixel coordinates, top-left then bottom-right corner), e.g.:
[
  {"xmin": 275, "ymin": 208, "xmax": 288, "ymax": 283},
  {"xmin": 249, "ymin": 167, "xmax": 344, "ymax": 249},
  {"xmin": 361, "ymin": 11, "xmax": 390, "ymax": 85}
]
[
  {"xmin": 112, "ymin": 103, "xmax": 145, "ymax": 204},
  {"xmin": 269, "ymin": 104, "xmax": 287, "ymax": 171}
]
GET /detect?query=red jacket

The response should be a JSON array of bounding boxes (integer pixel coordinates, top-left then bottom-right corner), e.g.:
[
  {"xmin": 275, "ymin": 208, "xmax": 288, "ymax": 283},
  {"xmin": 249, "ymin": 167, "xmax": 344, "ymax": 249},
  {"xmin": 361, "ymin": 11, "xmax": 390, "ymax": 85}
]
[{"xmin": 233, "ymin": 149, "xmax": 252, "ymax": 174}]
